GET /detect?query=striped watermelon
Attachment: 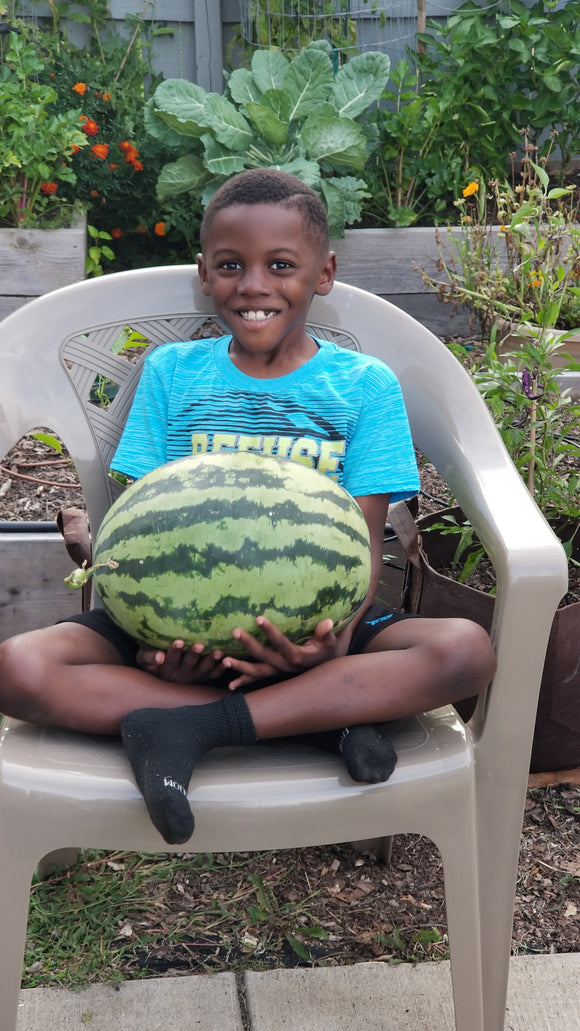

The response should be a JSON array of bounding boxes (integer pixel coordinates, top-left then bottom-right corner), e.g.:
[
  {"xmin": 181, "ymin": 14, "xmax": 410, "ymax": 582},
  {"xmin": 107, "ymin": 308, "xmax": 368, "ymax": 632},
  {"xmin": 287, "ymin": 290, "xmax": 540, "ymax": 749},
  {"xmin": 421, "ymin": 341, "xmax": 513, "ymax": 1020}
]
[{"xmin": 90, "ymin": 451, "xmax": 371, "ymax": 654}]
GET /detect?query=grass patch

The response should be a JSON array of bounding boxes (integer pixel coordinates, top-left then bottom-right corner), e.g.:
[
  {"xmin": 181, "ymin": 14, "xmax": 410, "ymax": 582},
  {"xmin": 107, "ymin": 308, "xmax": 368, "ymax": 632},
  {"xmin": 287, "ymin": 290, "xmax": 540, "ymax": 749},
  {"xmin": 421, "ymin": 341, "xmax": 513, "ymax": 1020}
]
[{"xmin": 24, "ymin": 850, "xmax": 330, "ymax": 988}]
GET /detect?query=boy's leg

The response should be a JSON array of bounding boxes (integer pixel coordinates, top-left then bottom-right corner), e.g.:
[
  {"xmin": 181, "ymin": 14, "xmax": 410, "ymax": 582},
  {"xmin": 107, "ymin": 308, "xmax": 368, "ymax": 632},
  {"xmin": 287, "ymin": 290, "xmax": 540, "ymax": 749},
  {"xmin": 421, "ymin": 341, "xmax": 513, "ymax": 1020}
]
[
  {"xmin": 0, "ymin": 623, "xmax": 233, "ymax": 734},
  {"xmin": 121, "ymin": 616, "xmax": 496, "ymax": 842}
]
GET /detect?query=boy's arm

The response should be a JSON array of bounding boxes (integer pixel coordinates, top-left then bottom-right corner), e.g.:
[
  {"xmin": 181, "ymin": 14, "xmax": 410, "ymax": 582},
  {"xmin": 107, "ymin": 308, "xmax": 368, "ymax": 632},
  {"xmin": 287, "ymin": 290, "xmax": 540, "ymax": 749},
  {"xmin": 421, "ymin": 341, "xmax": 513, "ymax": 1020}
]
[{"xmin": 351, "ymin": 493, "xmax": 390, "ymax": 622}]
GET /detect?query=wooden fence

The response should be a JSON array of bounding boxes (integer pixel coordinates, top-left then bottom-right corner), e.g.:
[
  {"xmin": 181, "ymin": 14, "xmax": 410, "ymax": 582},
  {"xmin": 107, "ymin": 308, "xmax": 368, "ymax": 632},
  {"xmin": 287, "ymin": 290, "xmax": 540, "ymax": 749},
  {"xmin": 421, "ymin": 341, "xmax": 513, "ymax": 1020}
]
[{"xmin": 24, "ymin": 1, "xmax": 472, "ymax": 90}]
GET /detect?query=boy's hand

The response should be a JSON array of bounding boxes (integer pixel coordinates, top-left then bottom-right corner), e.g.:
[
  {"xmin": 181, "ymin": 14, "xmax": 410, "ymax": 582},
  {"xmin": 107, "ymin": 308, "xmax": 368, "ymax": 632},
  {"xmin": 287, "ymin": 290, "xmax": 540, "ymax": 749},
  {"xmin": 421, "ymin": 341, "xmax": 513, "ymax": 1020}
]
[
  {"xmin": 222, "ymin": 616, "xmax": 347, "ymax": 690},
  {"xmin": 136, "ymin": 640, "xmax": 226, "ymax": 684}
]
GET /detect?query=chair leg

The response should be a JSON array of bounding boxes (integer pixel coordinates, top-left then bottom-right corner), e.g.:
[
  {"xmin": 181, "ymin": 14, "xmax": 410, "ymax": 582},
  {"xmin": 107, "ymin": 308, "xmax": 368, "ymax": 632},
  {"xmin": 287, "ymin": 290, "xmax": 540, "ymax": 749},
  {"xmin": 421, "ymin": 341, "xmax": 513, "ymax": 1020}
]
[
  {"xmin": 438, "ymin": 832, "xmax": 485, "ymax": 1031},
  {"xmin": 0, "ymin": 849, "xmax": 37, "ymax": 1031},
  {"xmin": 478, "ymin": 810, "xmax": 524, "ymax": 1031},
  {"xmin": 350, "ymin": 836, "xmax": 394, "ymax": 863},
  {"xmin": 37, "ymin": 848, "xmax": 80, "ymax": 880}
]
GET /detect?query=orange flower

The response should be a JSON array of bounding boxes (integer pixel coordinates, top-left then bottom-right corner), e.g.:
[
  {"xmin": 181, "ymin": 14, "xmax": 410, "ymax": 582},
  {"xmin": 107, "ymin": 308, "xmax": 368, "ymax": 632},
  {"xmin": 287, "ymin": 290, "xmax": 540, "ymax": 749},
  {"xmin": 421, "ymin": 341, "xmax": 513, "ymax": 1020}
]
[
  {"xmin": 462, "ymin": 181, "xmax": 479, "ymax": 198},
  {"xmin": 119, "ymin": 140, "xmax": 132, "ymax": 152},
  {"xmin": 91, "ymin": 143, "xmax": 109, "ymax": 159},
  {"xmin": 154, "ymin": 221, "xmax": 166, "ymax": 237},
  {"xmin": 136, "ymin": 223, "xmax": 147, "ymax": 234},
  {"xmin": 40, "ymin": 181, "xmax": 58, "ymax": 195},
  {"xmin": 90, "ymin": 190, "xmax": 99, "ymax": 198},
  {"xmin": 81, "ymin": 117, "xmax": 99, "ymax": 136},
  {"xmin": 108, "ymin": 162, "xmax": 119, "ymax": 170},
  {"xmin": 110, "ymin": 228, "xmax": 123, "ymax": 239},
  {"xmin": 72, "ymin": 82, "xmax": 87, "ymax": 95},
  {"xmin": 130, "ymin": 160, "xmax": 144, "ymax": 172},
  {"xmin": 103, "ymin": 93, "xmax": 112, "ymax": 101},
  {"xmin": 71, "ymin": 145, "xmax": 80, "ymax": 155}
]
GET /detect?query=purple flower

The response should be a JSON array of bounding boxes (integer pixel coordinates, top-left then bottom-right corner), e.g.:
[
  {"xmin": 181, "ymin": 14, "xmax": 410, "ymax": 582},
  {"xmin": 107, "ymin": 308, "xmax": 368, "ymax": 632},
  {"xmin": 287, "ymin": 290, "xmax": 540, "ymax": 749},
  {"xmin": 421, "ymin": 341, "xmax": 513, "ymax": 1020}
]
[{"xmin": 522, "ymin": 366, "xmax": 544, "ymax": 400}]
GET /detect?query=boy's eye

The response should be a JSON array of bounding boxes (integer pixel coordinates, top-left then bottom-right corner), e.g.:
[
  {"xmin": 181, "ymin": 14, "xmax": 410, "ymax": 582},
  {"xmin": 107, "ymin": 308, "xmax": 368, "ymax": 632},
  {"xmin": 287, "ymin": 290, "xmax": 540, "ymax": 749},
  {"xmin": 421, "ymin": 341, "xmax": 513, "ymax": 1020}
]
[
  {"xmin": 270, "ymin": 260, "xmax": 293, "ymax": 270},
  {"xmin": 219, "ymin": 260, "xmax": 242, "ymax": 271}
]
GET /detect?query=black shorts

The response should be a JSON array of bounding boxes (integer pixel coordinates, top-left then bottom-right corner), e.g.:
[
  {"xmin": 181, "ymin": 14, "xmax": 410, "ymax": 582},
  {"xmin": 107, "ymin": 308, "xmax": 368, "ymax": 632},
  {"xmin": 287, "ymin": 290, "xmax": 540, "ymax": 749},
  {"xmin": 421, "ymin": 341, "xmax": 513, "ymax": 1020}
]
[{"xmin": 60, "ymin": 603, "xmax": 418, "ymax": 669}]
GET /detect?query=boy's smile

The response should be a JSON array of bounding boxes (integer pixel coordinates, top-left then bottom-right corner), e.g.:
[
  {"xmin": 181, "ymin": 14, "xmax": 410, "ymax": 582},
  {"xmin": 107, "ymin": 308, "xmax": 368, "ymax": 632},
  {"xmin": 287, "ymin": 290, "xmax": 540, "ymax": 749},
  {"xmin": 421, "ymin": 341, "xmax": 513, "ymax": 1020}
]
[{"xmin": 198, "ymin": 203, "xmax": 336, "ymax": 376}]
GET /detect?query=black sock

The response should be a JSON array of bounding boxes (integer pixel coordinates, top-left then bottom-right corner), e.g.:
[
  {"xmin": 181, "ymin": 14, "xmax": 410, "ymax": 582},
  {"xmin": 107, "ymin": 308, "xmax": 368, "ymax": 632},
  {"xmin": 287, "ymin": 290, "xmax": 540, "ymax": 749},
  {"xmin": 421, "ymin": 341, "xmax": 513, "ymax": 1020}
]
[
  {"xmin": 302, "ymin": 722, "xmax": 400, "ymax": 784},
  {"xmin": 121, "ymin": 693, "xmax": 256, "ymax": 844}
]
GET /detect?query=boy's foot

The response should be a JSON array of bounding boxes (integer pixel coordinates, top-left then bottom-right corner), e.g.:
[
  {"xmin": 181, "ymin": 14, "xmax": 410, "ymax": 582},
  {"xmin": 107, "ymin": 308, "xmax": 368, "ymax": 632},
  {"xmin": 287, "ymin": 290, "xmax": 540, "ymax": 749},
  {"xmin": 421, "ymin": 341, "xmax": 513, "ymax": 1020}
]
[
  {"xmin": 121, "ymin": 693, "xmax": 256, "ymax": 844},
  {"xmin": 302, "ymin": 722, "xmax": 400, "ymax": 783},
  {"xmin": 339, "ymin": 723, "xmax": 399, "ymax": 782}
]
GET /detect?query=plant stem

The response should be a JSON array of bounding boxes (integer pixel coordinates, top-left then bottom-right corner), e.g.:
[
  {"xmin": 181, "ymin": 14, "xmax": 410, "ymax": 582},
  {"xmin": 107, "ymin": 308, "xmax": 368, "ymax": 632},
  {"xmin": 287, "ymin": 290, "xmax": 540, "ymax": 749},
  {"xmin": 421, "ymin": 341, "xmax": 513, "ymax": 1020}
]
[{"xmin": 528, "ymin": 392, "xmax": 537, "ymax": 494}]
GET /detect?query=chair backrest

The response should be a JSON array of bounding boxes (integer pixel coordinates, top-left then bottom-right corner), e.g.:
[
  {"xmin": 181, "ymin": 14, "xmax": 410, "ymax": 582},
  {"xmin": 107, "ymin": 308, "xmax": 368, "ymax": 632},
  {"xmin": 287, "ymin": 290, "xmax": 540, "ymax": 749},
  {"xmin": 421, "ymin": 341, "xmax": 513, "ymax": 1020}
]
[{"xmin": 0, "ymin": 266, "xmax": 567, "ymax": 774}]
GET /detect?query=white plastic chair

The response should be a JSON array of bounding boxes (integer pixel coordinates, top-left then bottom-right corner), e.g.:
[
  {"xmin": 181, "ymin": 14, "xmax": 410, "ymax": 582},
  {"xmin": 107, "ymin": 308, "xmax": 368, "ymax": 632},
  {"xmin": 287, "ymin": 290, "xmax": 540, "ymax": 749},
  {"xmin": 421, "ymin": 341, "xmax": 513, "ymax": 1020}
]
[{"xmin": 0, "ymin": 267, "xmax": 567, "ymax": 1031}]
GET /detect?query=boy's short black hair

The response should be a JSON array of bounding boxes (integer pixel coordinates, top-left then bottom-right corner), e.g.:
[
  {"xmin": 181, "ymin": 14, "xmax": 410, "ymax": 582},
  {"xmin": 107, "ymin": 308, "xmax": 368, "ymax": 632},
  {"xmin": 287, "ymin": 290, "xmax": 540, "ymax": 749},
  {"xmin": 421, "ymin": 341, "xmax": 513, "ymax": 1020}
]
[{"xmin": 200, "ymin": 168, "xmax": 330, "ymax": 253}]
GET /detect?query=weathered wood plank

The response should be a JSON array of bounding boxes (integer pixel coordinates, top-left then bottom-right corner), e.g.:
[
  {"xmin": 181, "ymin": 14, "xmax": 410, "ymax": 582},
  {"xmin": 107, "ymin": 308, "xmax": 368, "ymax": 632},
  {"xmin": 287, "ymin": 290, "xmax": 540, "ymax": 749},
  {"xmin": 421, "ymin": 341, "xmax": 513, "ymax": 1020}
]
[
  {"xmin": 378, "ymin": 293, "xmax": 473, "ymax": 336},
  {"xmin": 194, "ymin": 0, "xmax": 224, "ymax": 92},
  {"xmin": 0, "ymin": 531, "xmax": 83, "ymax": 641},
  {"xmin": 0, "ymin": 219, "xmax": 86, "ymax": 297}
]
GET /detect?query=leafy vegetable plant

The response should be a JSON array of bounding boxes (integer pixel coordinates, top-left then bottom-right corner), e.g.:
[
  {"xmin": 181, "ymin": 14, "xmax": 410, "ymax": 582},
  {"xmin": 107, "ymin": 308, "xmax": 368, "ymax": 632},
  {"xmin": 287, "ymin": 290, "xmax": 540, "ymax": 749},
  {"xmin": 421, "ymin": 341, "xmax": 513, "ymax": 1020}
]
[{"xmin": 145, "ymin": 42, "xmax": 390, "ymax": 238}]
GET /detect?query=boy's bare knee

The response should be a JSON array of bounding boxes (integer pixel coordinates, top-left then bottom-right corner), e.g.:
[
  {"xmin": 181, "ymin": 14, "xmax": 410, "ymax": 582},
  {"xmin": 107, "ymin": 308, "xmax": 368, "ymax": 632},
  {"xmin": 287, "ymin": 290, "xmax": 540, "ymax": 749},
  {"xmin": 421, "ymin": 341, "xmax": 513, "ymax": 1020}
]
[
  {"xmin": 1, "ymin": 633, "xmax": 36, "ymax": 684},
  {"xmin": 431, "ymin": 619, "xmax": 496, "ymax": 699}
]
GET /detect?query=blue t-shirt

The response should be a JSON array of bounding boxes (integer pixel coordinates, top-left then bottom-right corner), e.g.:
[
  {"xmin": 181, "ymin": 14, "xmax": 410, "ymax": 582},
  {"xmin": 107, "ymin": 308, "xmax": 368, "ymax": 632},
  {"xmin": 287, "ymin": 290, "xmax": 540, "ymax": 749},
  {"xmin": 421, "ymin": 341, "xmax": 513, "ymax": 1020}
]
[{"xmin": 112, "ymin": 336, "xmax": 420, "ymax": 501}]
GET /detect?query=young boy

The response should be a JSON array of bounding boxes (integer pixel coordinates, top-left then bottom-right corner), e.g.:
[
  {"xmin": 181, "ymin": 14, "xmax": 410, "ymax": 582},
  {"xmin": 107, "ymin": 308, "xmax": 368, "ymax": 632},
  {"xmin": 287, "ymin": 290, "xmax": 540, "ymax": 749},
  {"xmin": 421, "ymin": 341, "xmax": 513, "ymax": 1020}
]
[{"xmin": 0, "ymin": 170, "xmax": 497, "ymax": 844}]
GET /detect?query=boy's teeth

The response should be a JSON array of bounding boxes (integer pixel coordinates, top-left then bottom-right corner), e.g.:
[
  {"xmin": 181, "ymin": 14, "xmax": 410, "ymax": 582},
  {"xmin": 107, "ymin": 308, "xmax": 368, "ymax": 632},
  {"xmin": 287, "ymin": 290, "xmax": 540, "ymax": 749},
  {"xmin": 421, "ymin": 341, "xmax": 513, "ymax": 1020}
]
[{"xmin": 241, "ymin": 310, "xmax": 274, "ymax": 321}]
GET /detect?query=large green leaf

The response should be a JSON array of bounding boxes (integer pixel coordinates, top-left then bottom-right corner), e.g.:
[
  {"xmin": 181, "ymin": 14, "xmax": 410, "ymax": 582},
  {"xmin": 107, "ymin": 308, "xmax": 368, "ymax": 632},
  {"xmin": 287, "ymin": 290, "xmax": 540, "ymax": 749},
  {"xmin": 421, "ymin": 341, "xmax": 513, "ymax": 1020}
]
[
  {"xmin": 251, "ymin": 49, "xmax": 289, "ymax": 93},
  {"xmin": 227, "ymin": 68, "xmax": 263, "ymax": 108},
  {"xmin": 202, "ymin": 135, "xmax": 247, "ymax": 176},
  {"xmin": 204, "ymin": 93, "xmax": 254, "ymax": 150},
  {"xmin": 333, "ymin": 52, "xmax": 391, "ymax": 119},
  {"xmin": 273, "ymin": 156, "xmax": 321, "ymax": 188},
  {"xmin": 327, "ymin": 175, "xmax": 369, "ymax": 225},
  {"xmin": 152, "ymin": 79, "xmax": 210, "ymax": 137},
  {"xmin": 301, "ymin": 116, "xmax": 367, "ymax": 171},
  {"xmin": 260, "ymin": 88, "xmax": 291, "ymax": 123},
  {"xmin": 245, "ymin": 102, "xmax": 288, "ymax": 145},
  {"xmin": 156, "ymin": 153, "xmax": 208, "ymax": 199},
  {"xmin": 318, "ymin": 178, "xmax": 346, "ymax": 239},
  {"xmin": 143, "ymin": 97, "xmax": 188, "ymax": 148},
  {"xmin": 284, "ymin": 48, "xmax": 334, "ymax": 123}
]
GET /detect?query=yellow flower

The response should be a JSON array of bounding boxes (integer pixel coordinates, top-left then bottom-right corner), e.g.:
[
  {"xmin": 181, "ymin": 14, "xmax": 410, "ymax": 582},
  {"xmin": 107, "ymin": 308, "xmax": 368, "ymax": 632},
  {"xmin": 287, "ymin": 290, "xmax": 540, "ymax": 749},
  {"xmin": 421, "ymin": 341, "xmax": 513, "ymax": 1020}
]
[{"xmin": 462, "ymin": 181, "xmax": 479, "ymax": 198}]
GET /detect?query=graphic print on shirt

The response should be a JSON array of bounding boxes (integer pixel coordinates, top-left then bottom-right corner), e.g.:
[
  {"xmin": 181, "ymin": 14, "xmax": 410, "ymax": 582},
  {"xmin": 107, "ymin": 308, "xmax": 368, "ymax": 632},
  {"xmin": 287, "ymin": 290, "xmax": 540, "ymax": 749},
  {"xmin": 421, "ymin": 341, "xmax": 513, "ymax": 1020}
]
[{"xmin": 168, "ymin": 390, "xmax": 347, "ymax": 480}]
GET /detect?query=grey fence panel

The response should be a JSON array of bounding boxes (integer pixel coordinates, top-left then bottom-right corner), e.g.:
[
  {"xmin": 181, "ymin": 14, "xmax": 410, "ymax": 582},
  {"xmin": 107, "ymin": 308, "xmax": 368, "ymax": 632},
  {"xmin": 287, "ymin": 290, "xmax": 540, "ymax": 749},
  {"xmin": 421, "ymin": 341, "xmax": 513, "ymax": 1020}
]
[{"xmin": 15, "ymin": 2, "xmax": 538, "ymax": 86}]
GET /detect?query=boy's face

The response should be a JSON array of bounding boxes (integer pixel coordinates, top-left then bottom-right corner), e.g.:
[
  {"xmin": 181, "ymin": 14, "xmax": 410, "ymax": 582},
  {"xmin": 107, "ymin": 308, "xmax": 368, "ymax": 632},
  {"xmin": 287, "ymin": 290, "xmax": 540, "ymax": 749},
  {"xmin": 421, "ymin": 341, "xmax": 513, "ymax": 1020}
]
[{"xmin": 197, "ymin": 203, "xmax": 336, "ymax": 363}]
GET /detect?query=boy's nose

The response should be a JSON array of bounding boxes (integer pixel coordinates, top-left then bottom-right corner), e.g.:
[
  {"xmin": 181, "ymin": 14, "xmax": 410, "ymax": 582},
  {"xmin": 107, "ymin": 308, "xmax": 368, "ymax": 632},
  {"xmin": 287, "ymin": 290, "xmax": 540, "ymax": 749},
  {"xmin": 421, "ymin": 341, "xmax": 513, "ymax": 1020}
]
[{"xmin": 237, "ymin": 266, "xmax": 269, "ymax": 295}]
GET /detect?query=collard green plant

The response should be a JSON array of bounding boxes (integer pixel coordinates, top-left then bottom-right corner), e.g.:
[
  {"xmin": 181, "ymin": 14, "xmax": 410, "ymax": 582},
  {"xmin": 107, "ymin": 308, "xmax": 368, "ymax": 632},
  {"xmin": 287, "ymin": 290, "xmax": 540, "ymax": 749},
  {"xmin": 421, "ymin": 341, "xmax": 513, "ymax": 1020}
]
[{"xmin": 146, "ymin": 42, "xmax": 390, "ymax": 238}]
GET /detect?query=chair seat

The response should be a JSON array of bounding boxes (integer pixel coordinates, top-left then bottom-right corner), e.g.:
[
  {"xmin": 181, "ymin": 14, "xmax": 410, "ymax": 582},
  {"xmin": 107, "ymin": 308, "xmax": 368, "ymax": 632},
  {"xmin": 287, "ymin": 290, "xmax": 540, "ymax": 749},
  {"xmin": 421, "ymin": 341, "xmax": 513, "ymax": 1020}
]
[{"xmin": 0, "ymin": 708, "xmax": 471, "ymax": 856}]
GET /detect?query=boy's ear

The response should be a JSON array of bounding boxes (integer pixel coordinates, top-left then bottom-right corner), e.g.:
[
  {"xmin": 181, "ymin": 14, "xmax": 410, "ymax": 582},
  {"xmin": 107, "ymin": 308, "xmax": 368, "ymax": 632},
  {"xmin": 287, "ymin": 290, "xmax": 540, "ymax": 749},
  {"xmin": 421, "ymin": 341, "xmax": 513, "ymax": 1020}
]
[
  {"xmin": 315, "ymin": 251, "xmax": 337, "ymax": 296},
  {"xmin": 197, "ymin": 253, "xmax": 211, "ymax": 295}
]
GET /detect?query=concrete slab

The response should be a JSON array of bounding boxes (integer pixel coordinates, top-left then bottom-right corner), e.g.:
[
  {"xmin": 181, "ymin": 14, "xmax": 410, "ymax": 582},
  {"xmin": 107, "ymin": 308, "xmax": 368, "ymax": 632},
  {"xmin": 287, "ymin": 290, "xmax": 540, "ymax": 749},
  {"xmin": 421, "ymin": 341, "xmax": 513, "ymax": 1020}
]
[
  {"xmin": 245, "ymin": 961, "xmax": 455, "ymax": 1031},
  {"xmin": 244, "ymin": 954, "xmax": 580, "ymax": 1031},
  {"xmin": 17, "ymin": 971, "xmax": 244, "ymax": 1031},
  {"xmin": 15, "ymin": 954, "xmax": 580, "ymax": 1031}
]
